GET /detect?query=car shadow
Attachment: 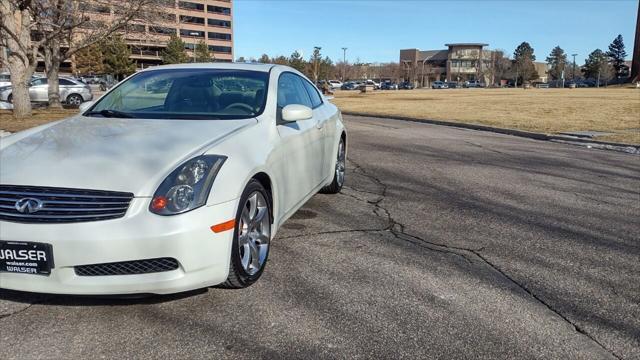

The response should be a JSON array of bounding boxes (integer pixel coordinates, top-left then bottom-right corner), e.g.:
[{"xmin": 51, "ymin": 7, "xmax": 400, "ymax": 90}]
[{"xmin": 0, "ymin": 287, "xmax": 207, "ymax": 306}]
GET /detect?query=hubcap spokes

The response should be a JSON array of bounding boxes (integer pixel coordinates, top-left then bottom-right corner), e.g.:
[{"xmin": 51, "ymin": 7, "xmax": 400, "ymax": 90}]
[
  {"xmin": 238, "ymin": 191, "xmax": 270, "ymax": 275},
  {"xmin": 336, "ymin": 141, "xmax": 346, "ymax": 186}
]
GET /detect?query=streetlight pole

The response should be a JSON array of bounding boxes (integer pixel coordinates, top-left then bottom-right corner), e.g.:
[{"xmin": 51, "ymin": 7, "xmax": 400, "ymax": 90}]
[
  {"xmin": 571, "ymin": 53, "xmax": 577, "ymax": 80},
  {"xmin": 342, "ymin": 47, "xmax": 347, "ymax": 81}
]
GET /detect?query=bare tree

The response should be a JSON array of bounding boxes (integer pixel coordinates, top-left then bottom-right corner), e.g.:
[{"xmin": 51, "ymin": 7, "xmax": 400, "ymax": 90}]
[
  {"xmin": 0, "ymin": 1, "xmax": 41, "ymax": 117},
  {"xmin": 40, "ymin": 0, "xmax": 161, "ymax": 108}
]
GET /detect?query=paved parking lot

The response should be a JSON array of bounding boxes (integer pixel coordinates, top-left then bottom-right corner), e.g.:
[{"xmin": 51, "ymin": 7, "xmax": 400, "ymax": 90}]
[{"xmin": 1, "ymin": 115, "xmax": 638, "ymax": 359}]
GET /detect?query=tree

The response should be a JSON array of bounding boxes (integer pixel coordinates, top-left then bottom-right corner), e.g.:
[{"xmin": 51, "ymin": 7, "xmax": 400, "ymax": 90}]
[
  {"xmin": 0, "ymin": 1, "xmax": 39, "ymax": 117},
  {"xmin": 194, "ymin": 40, "xmax": 212, "ymax": 62},
  {"xmin": 272, "ymin": 55, "xmax": 288, "ymax": 65},
  {"xmin": 236, "ymin": 56, "xmax": 246, "ymax": 63},
  {"xmin": 492, "ymin": 50, "xmax": 511, "ymax": 85},
  {"xmin": 607, "ymin": 34, "xmax": 627, "ymax": 78},
  {"xmin": 546, "ymin": 46, "xmax": 567, "ymax": 80},
  {"xmin": 258, "ymin": 54, "xmax": 271, "ymax": 64},
  {"xmin": 288, "ymin": 50, "xmax": 306, "ymax": 72},
  {"xmin": 309, "ymin": 47, "xmax": 322, "ymax": 82},
  {"xmin": 162, "ymin": 34, "xmax": 189, "ymax": 64},
  {"xmin": 103, "ymin": 36, "xmax": 135, "ymax": 81},
  {"xmin": 74, "ymin": 43, "xmax": 106, "ymax": 75},
  {"xmin": 0, "ymin": 0, "xmax": 159, "ymax": 115},
  {"xmin": 583, "ymin": 49, "xmax": 614, "ymax": 87},
  {"xmin": 513, "ymin": 42, "xmax": 538, "ymax": 86}
]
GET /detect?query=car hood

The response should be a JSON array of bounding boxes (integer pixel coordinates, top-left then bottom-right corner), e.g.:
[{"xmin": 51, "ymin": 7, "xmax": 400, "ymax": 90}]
[{"xmin": 0, "ymin": 116, "xmax": 255, "ymax": 196}]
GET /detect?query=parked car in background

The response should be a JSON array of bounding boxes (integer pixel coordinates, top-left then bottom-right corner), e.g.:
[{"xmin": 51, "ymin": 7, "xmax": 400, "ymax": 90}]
[
  {"xmin": 432, "ymin": 81, "xmax": 448, "ymax": 89},
  {"xmin": 328, "ymin": 80, "xmax": 343, "ymax": 89},
  {"xmin": 447, "ymin": 82, "xmax": 460, "ymax": 89},
  {"xmin": 0, "ymin": 77, "xmax": 93, "ymax": 106},
  {"xmin": 399, "ymin": 81, "xmax": 415, "ymax": 90},
  {"xmin": 0, "ymin": 73, "xmax": 11, "ymax": 87},
  {"xmin": 464, "ymin": 80, "xmax": 485, "ymax": 88},
  {"xmin": 341, "ymin": 81, "xmax": 359, "ymax": 90},
  {"xmin": 380, "ymin": 82, "xmax": 398, "ymax": 90}
]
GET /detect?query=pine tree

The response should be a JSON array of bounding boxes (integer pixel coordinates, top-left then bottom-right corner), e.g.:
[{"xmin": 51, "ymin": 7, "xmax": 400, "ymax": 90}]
[
  {"xmin": 103, "ymin": 36, "xmax": 135, "ymax": 80},
  {"xmin": 74, "ymin": 43, "xmax": 105, "ymax": 75},
  {"xmin": 194, "ymin": 40, "xmax": 212, "ymax": 62},
  {"xmin": 513, "ymin": 42, "xmax": 538, "ymax": 86},
  {"xmin": 545, "ymin": 46, "xmax": 567, "ymax": 80},
  {"xmin": 288, "ymin": 51, "xmax": 306, "ymax": 72},
  {"xmin": 583, "ymin": 49, "xmax": 613, "ymax": 86},
  {"xmin": 607, "ymin": 34, "xmax": 627, "ymax": 78},
  {"xmin": 162, "ymin": 34, "xmax": 189, "ymax": 64}
]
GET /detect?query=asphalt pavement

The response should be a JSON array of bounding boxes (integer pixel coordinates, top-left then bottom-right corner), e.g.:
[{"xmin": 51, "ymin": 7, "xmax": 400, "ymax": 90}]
[{"xmin": 1, "ymin": 115, "xmax": 638, "ymax": 359}]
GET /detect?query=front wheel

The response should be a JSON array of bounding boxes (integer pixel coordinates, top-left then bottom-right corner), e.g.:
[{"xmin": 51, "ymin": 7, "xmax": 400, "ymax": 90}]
[
  {"xmin": 320, "ymin": 137, "xmax": 346, "ymax": 194},
  {"xmin": 222, "ymin": 179, "xmax": 271, "ymax": 289}
]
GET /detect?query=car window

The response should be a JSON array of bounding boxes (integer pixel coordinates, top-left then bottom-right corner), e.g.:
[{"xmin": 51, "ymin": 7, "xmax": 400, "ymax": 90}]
[
  {"xmin": 88, "ymin": 69, "xmax": 269, "ymax": 120},
  {"xmin": 277, "ymin": 73, "xmax": 312, "ymax": 109},
  {"xmin": 30, "ymin": 78, "xmax": 47, "ymax": 86},
  {"xmin": 59, "ymin": 79, "xmax": 74, "ymax": 86},
  {"xmin": 302, "ymin": 79, "xmax": 323, "ymax": 108}
]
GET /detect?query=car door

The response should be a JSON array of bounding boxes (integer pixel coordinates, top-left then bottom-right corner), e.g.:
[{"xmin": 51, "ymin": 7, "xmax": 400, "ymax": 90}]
[
  {"xmin": 28, "ymin": 78, "xmax": 48, "ymax": 102},
  {"xmin": 300, "ymin": 78, "xmax": 332, "ymax": 180},
  {"xmin": 275, "ymin": 72, "xmax": 325, "ymax": 215},
  {"xmin": 58, "ymin": 78, "xmax": 74, "ymax": 101}
]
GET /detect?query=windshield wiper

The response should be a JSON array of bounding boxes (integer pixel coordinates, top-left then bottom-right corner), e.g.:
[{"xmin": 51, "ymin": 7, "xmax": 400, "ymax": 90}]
[{"xmin": 85, "ymin": 109, "xmax": 134, "ymax": 118}]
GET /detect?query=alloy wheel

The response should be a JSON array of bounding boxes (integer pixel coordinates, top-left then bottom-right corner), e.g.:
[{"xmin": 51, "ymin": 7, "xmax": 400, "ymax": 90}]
[
  {"xmin": 238, "ymin": 191, "xmax": 270, "ymax": 275},
  {"xmin": 336, "ymin": 140, "xmax": 346, "ymax": 187}
]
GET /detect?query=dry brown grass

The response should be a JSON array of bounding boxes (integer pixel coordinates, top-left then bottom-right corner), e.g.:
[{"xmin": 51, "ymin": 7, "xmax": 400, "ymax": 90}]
[
  {"xmin": 333, "ymin": 88, "xmax": 640, "ymax": 145},
  {"xmin": 0, "ymin": 109, "xmax": 77, "ymax": 133}
]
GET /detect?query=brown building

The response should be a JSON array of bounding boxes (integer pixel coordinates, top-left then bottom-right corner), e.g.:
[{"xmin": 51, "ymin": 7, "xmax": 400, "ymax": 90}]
[
  {"xmin": 120, "ymin": 0, "xmax": 234, "ymax": 68},
  {"xmin": 400, "ymin": 43, "xmax": 493, "ymax": 87},
  {"xmin": 0, "ymin": 0, "xmax": 233, "ymax": 75}
]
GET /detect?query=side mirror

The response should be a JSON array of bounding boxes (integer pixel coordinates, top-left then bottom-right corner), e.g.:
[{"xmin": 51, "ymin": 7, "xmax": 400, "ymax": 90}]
[
  {"xmin": 78, "ymin": 101, "xmax": 94, "ymax": 113},
  {"xmin": 281, "ymin": 104, "xmax": 312, "ymax": 122}
]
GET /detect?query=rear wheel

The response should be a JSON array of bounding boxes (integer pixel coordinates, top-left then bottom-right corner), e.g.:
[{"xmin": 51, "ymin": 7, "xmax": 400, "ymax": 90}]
[
  {"xmin": 66, "ymin": 94, "xmax": 83, "ymax": 107},
  {"xmin": 320, "ymin": 137, "xmax": 346, "ymax": 194},
  {"xmin": 222, "ymin": 179, "xmax": 271, "ymax": 289},
  {"xmin": 7, "ymin": 94, "xmax": 12, "ymax": 103}
]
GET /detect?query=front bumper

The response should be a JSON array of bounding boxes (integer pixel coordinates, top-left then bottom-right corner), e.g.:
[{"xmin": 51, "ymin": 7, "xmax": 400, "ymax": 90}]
[{"xmin": 0, "ymin": 197, "xmax": 239, "ymax": 295}]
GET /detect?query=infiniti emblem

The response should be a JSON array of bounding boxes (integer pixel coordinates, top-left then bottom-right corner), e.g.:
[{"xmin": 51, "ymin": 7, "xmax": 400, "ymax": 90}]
[{"xmin": 15, "ymin": 198, "xmax": 43, "ymax": 214}]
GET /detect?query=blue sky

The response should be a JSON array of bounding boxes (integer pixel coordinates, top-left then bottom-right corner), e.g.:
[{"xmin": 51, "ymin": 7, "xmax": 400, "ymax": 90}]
[{"xmin": 233, "ymin": 0, "xmax": 638, "ymax": 64}]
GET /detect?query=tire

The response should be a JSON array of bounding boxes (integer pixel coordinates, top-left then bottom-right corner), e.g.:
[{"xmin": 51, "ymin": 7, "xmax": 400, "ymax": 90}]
[
  {"xmin": 66, "ymin": 94, "xmax": 83, "ymax": 107},
  {"xmin": 320, "ymin": 136, "xmax": 346, "ymax": 194},
  {"xmin": 221, "ymin": 179, "xmax": 271, "ymax": 289},
  {"xmin": 7, "ymin": 94, "xmax": 12, "ymax": 103}
]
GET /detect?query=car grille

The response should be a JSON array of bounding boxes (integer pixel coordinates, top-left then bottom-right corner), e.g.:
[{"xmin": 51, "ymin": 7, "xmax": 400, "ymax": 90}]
[
  {"xmin": 0, "ymin": 185, "xmax": 134, "ymax": 223},
  {"xmin": 75, "ymin": 258, "xmax": 180, "ymax": 276}
]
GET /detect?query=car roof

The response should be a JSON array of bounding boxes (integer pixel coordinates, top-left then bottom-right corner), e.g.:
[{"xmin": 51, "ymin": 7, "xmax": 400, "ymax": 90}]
[{"xmin": 139, "ymin": 62, "xmax": 289, "ymax": 74}]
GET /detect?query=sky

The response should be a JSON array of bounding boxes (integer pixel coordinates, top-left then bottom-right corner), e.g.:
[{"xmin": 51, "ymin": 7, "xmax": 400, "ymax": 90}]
[{"xmin": 233, "ymin": 0, "xmax": 638, "ymax": 64}]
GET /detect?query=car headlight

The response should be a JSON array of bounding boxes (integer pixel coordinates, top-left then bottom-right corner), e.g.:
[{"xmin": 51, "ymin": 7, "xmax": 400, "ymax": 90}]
[{"xmin": 150, "ymin": 155, "xmax": 227, "ymax": 215}]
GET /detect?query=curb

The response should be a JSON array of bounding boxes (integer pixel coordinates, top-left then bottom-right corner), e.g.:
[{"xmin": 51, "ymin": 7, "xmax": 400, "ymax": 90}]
[{"xmin": 342, "ymin": 112, "xmax": 639, "ymax": 154}]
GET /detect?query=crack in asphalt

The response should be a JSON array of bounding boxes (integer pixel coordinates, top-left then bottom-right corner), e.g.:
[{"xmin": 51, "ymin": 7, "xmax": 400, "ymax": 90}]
[{"xmin": 282, "ymin": 156, "xmax": 622, "ymax": 360}]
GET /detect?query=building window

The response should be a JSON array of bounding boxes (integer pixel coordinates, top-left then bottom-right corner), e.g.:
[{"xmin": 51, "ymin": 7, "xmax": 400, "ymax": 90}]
[
  {"xmin": 159, "ymin": 0, "xmax": 175, "ymax": 7},
  {"xmin": 180, "ymin": 15, "xmax": 205, "ymax": 25},
  {"xmin": 208, "ymin": 45, "xmax": 232, "ymax": 53},
  {"xmin": 127, "ymin": 24, "xmax": 146, "ymax": 33},
  {"xmin": 79, "ymin": 3, "xmax": 110, "ymax": 14},
  {"xmin": 207, "ymin": 5, "xmax": 230, "ymax": 15},
  {"xmin": 184, "ymin": 43, "xmax": 196, "ymax": 50},
  {"xmin": 150, "ymin": 26, "xmax": 176, "ymax": 35},
  {"xmin": 178, "ymin": 1, "xmax": 204, "ymax": 11},
  {"xmin": 180, "ymin": 29, "xmax": 205, "ymax": 38},
  {"xmin": 207, "ymin": 19, "xmax": 231, "ymax": 28},
  {"xmin": 207, "ymin": 32, "xmax": 231, "ymax": 41}
]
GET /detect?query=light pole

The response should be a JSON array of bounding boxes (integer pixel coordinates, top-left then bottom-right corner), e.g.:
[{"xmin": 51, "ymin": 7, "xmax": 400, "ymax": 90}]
[
  {"xmin": 571, "ymin": 53, "xmax": 577, "ymax": 80},
  {"xmin": 341, "ymin": 47, "xmax": 347, "ymax": 81}
]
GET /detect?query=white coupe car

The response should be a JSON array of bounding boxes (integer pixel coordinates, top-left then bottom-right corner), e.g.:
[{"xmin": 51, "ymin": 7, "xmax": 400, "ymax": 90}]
[{"xmin": 0, "ymin": 63, "xmax": 347, "ymax": 295}]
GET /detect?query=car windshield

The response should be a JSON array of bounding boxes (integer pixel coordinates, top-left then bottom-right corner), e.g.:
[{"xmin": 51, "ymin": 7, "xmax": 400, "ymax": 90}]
[{"xmin": 87, "ymin": 69, "xmax": 269, "ymax": 120}]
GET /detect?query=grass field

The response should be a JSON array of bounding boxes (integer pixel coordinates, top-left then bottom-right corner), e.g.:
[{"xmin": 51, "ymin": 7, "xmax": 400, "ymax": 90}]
[{"xmin": 332, "ymin": 88, "xmax": 640, "ymax": 144}]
